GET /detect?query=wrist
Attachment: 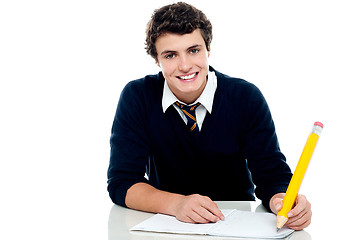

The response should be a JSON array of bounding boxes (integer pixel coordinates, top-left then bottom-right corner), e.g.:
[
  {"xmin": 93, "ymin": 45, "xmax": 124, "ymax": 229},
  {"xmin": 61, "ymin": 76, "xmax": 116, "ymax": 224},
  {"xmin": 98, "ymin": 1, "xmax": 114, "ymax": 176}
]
[{"xmin": 163, "ymin": 192, "xmax": 185, "ymax": 216}]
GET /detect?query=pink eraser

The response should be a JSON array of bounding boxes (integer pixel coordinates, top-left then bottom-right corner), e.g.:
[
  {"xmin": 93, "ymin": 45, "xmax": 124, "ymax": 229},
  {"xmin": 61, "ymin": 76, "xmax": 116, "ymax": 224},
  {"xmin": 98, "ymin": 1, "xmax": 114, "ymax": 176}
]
[{"xmin": 314, "ymin": 122, "xmax": 324, "ymax": 128}]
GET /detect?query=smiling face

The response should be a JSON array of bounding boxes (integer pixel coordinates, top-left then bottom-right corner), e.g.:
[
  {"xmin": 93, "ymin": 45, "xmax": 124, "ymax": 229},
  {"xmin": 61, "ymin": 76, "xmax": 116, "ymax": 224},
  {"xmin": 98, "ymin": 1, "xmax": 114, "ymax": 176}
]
[{"xmin": 156, "ymin": 29, "xmax": 210, "ymax": 104}]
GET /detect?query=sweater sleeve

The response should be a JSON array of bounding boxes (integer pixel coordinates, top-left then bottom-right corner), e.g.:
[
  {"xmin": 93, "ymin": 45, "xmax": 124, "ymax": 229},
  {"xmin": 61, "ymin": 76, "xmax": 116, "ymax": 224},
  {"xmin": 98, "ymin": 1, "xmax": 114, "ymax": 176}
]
[
  {"xmin": 242, "ymin": 85, "xmax": 293, "ymax": 212},
  {"xmin": 107, "ymin": 80, "xmax": 150, "ymax": 207}
]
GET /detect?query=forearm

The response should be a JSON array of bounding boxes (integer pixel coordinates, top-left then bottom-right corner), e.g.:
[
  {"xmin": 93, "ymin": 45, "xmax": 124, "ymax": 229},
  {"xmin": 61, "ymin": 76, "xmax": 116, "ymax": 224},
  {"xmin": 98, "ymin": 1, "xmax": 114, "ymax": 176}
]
[{"xmin": 125, "ymin": 182, "xmax": 184, "ymax": 216}]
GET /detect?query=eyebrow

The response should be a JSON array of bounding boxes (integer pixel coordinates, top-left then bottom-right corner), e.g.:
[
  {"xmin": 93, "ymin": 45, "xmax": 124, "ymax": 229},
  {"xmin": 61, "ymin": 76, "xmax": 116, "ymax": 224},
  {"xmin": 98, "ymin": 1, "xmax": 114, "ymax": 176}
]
[
  {"xmin": 160, "ymin": 50, "xmax": 176, "ymax": 56},
  {"xmin": 160, "ymin": 44, "xmax": 202, "ymax": 56}
]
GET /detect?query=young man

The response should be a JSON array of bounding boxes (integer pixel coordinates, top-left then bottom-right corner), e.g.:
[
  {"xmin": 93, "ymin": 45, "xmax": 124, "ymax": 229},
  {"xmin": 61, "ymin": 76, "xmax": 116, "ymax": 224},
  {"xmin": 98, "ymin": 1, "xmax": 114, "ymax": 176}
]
[{"xmin": 107, "ymin": 2, "xmax": 311, "ymax": 230}]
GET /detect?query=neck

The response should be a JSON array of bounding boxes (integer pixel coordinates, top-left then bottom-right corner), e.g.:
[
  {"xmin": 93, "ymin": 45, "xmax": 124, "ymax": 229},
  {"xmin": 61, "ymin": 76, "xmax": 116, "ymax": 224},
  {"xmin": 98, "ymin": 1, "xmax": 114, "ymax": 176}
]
[{"xmin": 178, "ymin": 94, "xmax": 199, "ymax": 105}]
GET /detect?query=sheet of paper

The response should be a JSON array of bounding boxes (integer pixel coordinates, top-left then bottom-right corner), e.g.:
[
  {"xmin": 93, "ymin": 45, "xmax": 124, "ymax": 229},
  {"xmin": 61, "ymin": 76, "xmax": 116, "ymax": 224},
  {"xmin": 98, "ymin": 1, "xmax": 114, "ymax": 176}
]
[
  {"xmin": 130, "ymin": 209, "xmax": 294, "ymax": 239},
  {"xmin": 130, "ymin": 209, "xmax": 234, "ymax": 235},
  {"xmin": 210, "ymin": 210, "xmax": 294, "ymax": 239}
]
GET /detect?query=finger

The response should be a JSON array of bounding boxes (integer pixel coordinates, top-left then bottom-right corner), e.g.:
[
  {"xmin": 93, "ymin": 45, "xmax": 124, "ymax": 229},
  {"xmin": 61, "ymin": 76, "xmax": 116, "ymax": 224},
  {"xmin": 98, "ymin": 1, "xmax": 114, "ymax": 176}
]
[
  {"xmin": 287, "ymin": 208, "xmax": 308, "ymax": 225},
  {"xmin": 195, "ymin": 205, "xmax": 221, "ymax": 223},
  {"xmin": 286, "ymin": 209, "xmax": 312, "ymax": 230},
  {"xmin": 287, "ymin": 195, "xmax": 308, "ymax": 218},
  {"xmin": 287, "ymin": 212, "xmax": 305, "ymax": 225},
  {"xmin": 287, "ymin": 215, "xmax": 312, "ymax": 230},
  {"xmin": 273, "ymin": 198, "xmax": 283, "ymax": 212},
  {"xmin": 200, "ymin": 197, "xmax": 224, "ymax": 221},
  {"xmin": 269, "ymin": 193, "xmax": 285, "ymax": 214},
  {"xmin": 182, "ymin": 216, "xmax": 196, "ymax": 224},
  {"xmin": 187, "ymin": 209, "xmax": 211, "ymax": 223},
  {"xmin": 287, "ymin": 219, "xmax": 311, "ymax": 231},
  {"xmin": 176, "ymin": 212, "xmax": 197, "ymax": 223}
]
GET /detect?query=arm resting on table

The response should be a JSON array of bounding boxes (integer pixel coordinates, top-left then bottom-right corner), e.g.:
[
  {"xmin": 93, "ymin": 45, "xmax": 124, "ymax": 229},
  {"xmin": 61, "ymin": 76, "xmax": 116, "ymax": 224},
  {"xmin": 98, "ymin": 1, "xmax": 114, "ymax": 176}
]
[{"xmin": 126, "ymin": 182, "xmax": 224, "ymax": 223}]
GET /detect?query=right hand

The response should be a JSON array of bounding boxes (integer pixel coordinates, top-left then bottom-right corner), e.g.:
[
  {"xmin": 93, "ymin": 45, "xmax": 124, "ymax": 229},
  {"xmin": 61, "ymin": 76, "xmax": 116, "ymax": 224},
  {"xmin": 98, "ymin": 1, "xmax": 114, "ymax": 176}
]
[{"xmin": 173, "ymin": 194, "xmax": 225, "ymax": 223}]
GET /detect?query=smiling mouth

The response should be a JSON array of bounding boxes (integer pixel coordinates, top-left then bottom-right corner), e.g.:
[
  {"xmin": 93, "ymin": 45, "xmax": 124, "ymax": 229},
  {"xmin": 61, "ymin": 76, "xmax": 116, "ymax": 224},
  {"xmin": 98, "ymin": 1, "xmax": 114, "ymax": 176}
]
[{"xmin": 177, "ymin": 72, "xmax": 198, "ymax": 80}]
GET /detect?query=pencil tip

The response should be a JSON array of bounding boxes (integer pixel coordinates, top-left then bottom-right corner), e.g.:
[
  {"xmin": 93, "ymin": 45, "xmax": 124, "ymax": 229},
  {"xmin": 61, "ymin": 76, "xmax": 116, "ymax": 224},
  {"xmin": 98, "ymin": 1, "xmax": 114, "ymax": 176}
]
[{"xmin": 276, "ymin": 227, "xmax": 280, "ymax": 232}]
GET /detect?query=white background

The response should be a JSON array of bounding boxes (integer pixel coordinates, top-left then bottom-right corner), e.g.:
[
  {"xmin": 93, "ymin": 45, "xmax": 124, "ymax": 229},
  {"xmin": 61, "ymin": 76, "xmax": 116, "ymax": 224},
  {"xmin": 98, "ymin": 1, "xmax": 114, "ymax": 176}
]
[{"xmin": 1, "ymin": 0, "xmax": 360, "ymax": 239}]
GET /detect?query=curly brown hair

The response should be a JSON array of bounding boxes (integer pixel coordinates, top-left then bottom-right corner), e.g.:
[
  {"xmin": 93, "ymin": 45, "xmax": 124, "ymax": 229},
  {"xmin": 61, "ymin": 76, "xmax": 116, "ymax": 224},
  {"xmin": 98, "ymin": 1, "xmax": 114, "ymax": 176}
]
[{"xmin": 145, "ymin": 2, "xmax": 212, "ymax": 62}]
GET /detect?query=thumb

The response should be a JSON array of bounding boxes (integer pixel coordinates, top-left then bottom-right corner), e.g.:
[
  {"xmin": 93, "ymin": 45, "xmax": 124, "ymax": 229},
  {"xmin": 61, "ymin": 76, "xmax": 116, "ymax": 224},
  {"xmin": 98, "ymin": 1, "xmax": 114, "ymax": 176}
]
[
  {"xmin": 272, "ymin": 198, "xmax": 283, "ymax": 214},
  {"xmin": 269, "ymin": 193, "xmax": 285, "ymax": 214}
]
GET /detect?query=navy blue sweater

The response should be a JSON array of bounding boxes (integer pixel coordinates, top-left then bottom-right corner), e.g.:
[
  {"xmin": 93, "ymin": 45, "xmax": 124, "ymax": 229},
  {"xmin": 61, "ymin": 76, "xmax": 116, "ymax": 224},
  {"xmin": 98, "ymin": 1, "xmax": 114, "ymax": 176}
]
[{"xmin": 107, "ymin": 67, "xmax": 292, "ymax": 211}]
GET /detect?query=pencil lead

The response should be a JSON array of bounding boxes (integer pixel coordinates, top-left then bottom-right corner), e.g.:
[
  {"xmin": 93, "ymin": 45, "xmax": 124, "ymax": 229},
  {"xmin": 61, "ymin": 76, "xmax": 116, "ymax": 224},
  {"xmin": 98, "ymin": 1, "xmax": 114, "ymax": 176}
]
[{"xmin": 276, "ymin": 227, "xmax": 280, "ymax": 232}]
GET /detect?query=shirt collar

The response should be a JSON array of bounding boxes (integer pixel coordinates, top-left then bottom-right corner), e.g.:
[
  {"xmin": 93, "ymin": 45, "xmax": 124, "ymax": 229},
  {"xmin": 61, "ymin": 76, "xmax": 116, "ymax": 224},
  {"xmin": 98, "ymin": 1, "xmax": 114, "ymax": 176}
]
[{"xmin": 162, "ymin": 70, "xmax": 217, "ymax": 113}]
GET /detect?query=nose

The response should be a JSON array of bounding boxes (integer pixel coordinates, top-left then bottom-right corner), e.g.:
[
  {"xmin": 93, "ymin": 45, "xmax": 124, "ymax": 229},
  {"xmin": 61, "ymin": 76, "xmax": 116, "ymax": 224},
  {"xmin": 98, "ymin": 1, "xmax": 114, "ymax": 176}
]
[{"xmin": 178, "ymin": 54, "xmax": 191, "ymax": 72}]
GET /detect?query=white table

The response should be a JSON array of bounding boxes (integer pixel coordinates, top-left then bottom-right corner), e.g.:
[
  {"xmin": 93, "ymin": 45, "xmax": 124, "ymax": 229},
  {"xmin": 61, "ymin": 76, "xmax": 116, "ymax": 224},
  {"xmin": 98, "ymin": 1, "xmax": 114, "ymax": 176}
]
[{"xmin": 108, "ymin": 201, "xmax": 312, "ymax": 240}]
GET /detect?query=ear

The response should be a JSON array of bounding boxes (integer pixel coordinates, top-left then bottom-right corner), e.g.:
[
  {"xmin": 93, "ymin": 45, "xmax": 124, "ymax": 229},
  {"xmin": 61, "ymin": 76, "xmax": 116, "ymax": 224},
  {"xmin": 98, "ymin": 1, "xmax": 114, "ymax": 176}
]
[{"xmin": 207, "ymin": 46, "xmax": 211, "ymax": 57}]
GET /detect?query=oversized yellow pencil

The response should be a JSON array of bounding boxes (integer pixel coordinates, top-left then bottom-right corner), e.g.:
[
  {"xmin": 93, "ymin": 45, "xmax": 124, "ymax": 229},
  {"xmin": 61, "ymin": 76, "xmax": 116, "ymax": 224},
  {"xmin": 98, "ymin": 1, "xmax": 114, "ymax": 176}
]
[{"xmin": 276, "ymin": 122, "xmax": 323, "ymax": 231}]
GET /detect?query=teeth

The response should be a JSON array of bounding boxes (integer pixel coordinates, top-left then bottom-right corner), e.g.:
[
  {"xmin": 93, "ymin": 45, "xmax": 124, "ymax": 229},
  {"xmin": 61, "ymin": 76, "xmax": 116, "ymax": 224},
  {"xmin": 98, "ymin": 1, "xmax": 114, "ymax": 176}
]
[{"xmin": 179, "ymin": 73, "xmax": 196, "ymax": 80}]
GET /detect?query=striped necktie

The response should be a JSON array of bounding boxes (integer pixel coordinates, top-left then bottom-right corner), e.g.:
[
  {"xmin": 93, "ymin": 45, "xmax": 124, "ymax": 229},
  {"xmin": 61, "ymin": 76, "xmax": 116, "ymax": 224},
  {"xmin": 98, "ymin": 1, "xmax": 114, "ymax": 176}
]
[{"xmin": 175, "ymin": 101, "xmax": 201, "ymax": 132}]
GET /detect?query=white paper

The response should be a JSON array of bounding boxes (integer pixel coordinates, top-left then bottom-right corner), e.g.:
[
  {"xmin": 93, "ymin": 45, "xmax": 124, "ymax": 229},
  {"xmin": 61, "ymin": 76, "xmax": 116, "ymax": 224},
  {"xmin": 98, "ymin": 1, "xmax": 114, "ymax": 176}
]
[
  {"xmin": 130, "ymin": 209, "xmax": 234, "ymax": 235},
  {"xmin": 130, "ymin": 209, "xmax": 294, "ymax": 239},
  {"xmin": 209, "ymin": 210, "xmax": 294, "ymax": 239}
]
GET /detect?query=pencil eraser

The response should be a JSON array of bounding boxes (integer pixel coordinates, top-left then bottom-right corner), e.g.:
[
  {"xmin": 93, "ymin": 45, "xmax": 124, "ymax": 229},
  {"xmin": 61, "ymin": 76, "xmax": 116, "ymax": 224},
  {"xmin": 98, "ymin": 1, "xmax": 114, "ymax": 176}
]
[{"xmin": 314, "ymin": 122, "xmax": 324, "ymax": 128}]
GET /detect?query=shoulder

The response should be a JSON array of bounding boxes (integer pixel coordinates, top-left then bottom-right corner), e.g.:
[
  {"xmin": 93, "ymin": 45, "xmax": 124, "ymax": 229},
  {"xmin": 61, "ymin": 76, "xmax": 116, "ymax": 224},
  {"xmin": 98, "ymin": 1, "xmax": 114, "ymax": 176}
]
[
  {"xmin": 122, "ymin": 73, "xmax": 161, "ymax": 94},
  {"xmin": 114, "ymin": 73, "xmax": 164, "ymax": 122},
  {"xmin": 120, "ymin": 72, "xmax": 164, "ymax": 102},
  {"xmin": 213, "ymin": 68, "xmax": 264, "ymax": 102}
]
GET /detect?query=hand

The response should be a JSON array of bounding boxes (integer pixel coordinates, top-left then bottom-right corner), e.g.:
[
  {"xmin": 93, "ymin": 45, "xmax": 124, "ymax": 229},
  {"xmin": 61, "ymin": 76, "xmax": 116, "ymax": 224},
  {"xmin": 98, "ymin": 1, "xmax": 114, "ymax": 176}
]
[
  {"xmin": 270, "ymin": 193, "xmax": 312, "ymax": 230},
  {"xmin": 173, "ymin": 194, "xmax": 225, "ymax": 223}
]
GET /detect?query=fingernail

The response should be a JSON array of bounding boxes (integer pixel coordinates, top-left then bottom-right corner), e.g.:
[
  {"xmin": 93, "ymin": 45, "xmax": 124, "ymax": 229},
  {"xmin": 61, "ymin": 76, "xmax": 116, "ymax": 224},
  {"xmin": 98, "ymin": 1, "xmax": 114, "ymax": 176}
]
[
  {"xmin": 220, "ymin": 215, "xmax": 225, "ymax": 221},
  {"xmin": 275, "ymin": 204, "xmax": 281, "ymax": 210},
  {"xmin": 287, "ymin": 212, "xmax": 293, "ymax": 217}
]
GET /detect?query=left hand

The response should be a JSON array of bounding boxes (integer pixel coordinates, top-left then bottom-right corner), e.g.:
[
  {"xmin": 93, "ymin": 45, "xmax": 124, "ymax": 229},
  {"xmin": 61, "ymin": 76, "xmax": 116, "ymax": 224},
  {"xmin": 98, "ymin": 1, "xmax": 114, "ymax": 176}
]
[{"xmin": 270, "ymin": 193, "xmax": 312, "ymax": 230}]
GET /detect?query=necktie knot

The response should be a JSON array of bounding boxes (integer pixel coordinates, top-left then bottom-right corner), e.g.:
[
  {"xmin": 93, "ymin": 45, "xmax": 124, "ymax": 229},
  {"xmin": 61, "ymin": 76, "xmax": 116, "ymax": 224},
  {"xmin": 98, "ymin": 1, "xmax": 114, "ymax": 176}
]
[{"xmin": 175, "ymin": 101, "xmax": 201, "ymax": 132}]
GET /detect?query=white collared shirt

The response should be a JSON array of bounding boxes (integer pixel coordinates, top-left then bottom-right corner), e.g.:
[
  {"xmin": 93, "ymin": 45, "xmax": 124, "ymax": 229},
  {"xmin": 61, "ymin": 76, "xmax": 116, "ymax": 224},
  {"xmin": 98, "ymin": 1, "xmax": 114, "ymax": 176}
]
[{"xmin": 162, "ymin": 70, "xmax": 217, "ymax": 131}]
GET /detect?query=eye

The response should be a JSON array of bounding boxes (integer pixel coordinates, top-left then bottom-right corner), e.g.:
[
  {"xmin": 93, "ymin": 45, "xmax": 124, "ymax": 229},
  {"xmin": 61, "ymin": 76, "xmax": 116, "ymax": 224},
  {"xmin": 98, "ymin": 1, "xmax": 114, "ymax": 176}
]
[
  {"xmin": 189, "ymin": 48, "xmax": 200, "ymax": 55},
  {"xmin": 165, "ymin": 53, "xmax": 176, "ymax": 59}
]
